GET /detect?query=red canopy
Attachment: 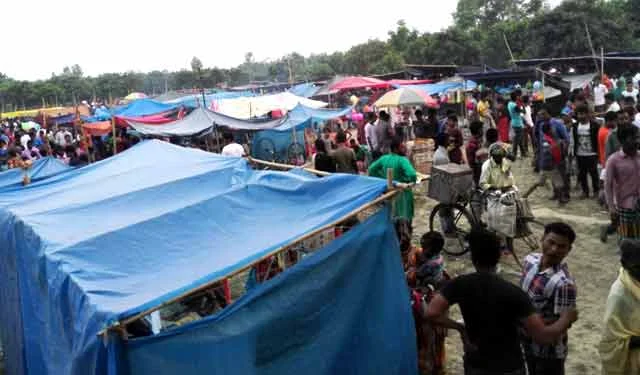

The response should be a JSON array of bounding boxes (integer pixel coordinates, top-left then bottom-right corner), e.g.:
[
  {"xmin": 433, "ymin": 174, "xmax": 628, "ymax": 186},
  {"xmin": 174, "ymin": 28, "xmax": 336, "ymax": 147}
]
[
  {"xmin": 329, "ymin": 76, "xmax": 391, "ymax": 91},
  {"xmin": 114, "ymin": 112, "xmax": 176, "ymax": 127},
  {"xmin": 81, "ymin": 121, "xmax": 116, "ymax": 136},
  {"xmin": 387, "ymin": 79, "xmax": 433, "ymax": 86}
]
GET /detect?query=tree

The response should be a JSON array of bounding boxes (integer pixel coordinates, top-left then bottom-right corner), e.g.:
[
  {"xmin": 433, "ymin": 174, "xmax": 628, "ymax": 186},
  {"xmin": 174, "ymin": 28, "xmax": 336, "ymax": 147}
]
[
  {"xmin": 190, "ymin": 57, "xmax": 203, "ymax": 73},
  {"xmin": 306, "ymin": 62, "xmax": 335, "ymax": 80},
  {"xmin": 244, "ymin": 52, "xmax": 254, "ymax": 65},
  {"xmin": 71, "ymin": 64, "xmax": 83, "ymax": 77},
  {"xmin": 372, "ymin": 51, "xmax": 405, "ymax": 74},
  {"xmin": 344, "ymin": 39, "xmax": 388, "ymax": 74},
  {"xmin": 388, "ymin": 20, "xmax": 419, "ymax": 57},
  {"xmin": 2, "ymin": 0, "xmax": 640, "ymax": 110},
  {"xmin": 454, "ymin": 0, "xmax": 544, "ymax": 30}
]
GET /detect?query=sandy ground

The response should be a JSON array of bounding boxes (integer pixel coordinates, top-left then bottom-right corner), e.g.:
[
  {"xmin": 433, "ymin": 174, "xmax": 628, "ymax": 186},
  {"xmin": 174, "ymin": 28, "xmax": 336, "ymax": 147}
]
[{"xmin": 413, "ymin": 155, "xmax": 618, "ymax": 375}]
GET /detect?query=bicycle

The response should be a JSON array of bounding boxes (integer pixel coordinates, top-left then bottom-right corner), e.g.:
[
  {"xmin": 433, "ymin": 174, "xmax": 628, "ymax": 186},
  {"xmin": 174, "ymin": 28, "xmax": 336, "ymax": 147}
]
[
  {"xmin": 428, "ymin": 183, "xmax": 544, "ymax": 267},
  {"xmin": 253, "ymin": 137, "xmax": 306, "ymax": 165}
]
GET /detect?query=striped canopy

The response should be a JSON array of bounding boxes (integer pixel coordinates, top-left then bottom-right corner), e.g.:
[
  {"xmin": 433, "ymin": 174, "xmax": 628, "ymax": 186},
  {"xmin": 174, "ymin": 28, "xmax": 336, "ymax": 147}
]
[
  {"xmin": 124, "ymin": 92, "xmax": 148, "ymax": 101},
  {"xmin": 374, "ymin": 87, "xmax": 439, "ymax": 108}
]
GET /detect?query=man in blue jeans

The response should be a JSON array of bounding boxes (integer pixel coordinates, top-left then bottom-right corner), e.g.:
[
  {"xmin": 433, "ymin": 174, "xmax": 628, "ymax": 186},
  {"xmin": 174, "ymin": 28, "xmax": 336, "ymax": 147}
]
[{"xmin": 508, "ymin": 89, "xmax": 526, "ymax": 159}]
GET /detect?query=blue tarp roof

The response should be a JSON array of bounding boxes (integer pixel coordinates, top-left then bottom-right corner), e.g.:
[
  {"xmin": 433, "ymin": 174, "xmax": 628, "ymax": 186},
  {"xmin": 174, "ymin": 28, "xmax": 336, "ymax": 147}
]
[
  {"xmin": 124, "ymin": 207, "xmax": 416, "ymax": 375},
  {"xmin": 271, "ymin": 104, "xmax": 353, "ymax": 132},
  {"xmin": 49, "ymin": 113, "xmax": 76, "ymax": 126},
  {"xmin": 0, "ymin": 140, "xmax": 391, "ymax": 374},
  {"xmin": 112, "ymin": 99, "xmax": 180, "ymax": 118},
  {"xmin": 82, "ymin": 107, "xmax": 112, "ymax": 123},
  {"xmin": 0, "ymin": 157, "xmax": 71, "ymax": 191},
  {"xmin": 127, "ymin": 107, "xmax": 284, "ymax": 136},
  {"xmin": 165, "ymin": 91, "xmax": 255, "ymax": 108},
  {"xmin": 407, "ymin": 81, "xmax": 477, "ymax": 95},
  {"xmin": 250, "ymin": 104, "xmax": 353, "ymax": 160},
  {"xmin": 288, "ymin": 83, "xmax": 319, "ymax": 98}
]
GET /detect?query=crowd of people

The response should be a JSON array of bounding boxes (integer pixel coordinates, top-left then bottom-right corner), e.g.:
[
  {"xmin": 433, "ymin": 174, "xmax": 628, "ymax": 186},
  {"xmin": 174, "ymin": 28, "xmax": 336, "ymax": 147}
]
[
  {"xmin": 0, "ymin": 118, "xmax": 149, "ymax": 171},
  {"xmin": 0, "ymin": 120, "xmax": 90, "ymax": 170},
  {"xmin": 301, "ymin": 75, "xmax": 640, "ymax": 374},
  {"xmin": 2, "ymin": 74, "xmax": 640, "ymax": 374}
]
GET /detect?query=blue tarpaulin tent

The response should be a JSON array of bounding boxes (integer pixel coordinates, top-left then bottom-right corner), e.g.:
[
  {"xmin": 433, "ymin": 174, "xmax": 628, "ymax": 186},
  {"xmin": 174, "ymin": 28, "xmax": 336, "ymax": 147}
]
[
  {"xmin": 0, "ymin": 157, "xmax": 71, "ymax": 191},
  {"xmin": 126, "ymin": 107, "xmax": 284, "ymax": 136},
  {"xmin": 82, "ymin": 107, "xmax": 113, "ymax": 123},
  {"xmin": 407, "ymin": 81, "xmax": 478, "ymax": 96},
  {"xmin": 112, "ymin": 99, "xmax": 180, "ymax": 118},
  {"xmin": 272, "ymin": 104, "xmax": 354, "ymax": 132},
  {"xmin": 165, "ymin": 91, "xmax": 255, "ymax": 108},
  {"xmin": 49, "ymin": 113, "xmax": 76, "ymax": 126},
  {"xmin": 250, "ymin": 104, "xmax": 353, "ymax": 160},
  {"xmin": 288, "ymin": 83, "xmax": 319, "ymax": 98},
  {"xmin": 0, "ymin": 140, "xmax": 416, "ymax": 375}
]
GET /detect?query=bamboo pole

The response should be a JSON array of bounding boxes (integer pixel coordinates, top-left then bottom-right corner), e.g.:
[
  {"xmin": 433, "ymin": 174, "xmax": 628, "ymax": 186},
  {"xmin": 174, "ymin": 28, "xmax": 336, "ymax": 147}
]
[
  {"xmin": 247, "ymin": 156, "xmax": 332, "ymax": 177},
  {"xmin": 601, "ymin": 47, "xmax": 605, "ymax": 78},
  {"xmin": 98, "ymin": 188, "xmax": 401, "ymax": 337},
  {"xmin": 111, "ymin": 116, "xmax": 117, "ymax": 155}
]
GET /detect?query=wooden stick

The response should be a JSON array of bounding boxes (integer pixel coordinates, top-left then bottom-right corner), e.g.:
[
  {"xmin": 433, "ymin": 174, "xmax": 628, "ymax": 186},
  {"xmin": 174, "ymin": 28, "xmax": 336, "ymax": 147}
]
[
  {"xmin": 386, "ymin": 168, "xmax": 393, "ymax": 190},
  {"xmin": 111, "ymin": 116, "xmax": 117, "ymax": 155},
  {"xmin": 247, "ymin": 156, "xmax": 331, "ymax": 177},
  {"xmin": 99, "ymin": 188, "xmax": 400, "ymax": 337},
  {"xmin": 249, "ymin": 157, "xmax": 424, "ymax": 189}
]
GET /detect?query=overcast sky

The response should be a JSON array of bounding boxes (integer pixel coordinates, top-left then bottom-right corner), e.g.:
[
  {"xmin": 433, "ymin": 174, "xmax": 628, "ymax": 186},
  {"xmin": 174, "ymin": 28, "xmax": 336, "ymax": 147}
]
[{"xmin": 5, "ymin": 0, "xmax": 562, "ymax": 81}]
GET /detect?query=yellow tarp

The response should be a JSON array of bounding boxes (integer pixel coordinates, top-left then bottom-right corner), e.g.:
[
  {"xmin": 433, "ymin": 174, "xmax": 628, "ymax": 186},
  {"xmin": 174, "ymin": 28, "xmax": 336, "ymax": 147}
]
[{"xmin": 1, "ymin": 107, "xmax": 69, "ymax": 119}]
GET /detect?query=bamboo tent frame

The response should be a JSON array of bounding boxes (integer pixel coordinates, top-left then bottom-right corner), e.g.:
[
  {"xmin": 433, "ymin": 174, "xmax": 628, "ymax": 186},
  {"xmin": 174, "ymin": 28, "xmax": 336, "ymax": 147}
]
[{"xmin": 99, "ymin": 163, "xmax": 422, "ymax": 338}]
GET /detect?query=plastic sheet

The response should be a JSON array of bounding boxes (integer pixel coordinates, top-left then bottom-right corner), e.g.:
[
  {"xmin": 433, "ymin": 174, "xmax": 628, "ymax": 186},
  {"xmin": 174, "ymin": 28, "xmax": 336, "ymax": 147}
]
[
  {"xmin": 0, "ymin": 140, "xmax": 390, "ymax": 374},
  {"xmin": 123, "ymin": 208, "xmax": 417, "ymax": 375},
  {"xmin": 0, "ymin": 157, "xmax": 71, "ymax": 191}
]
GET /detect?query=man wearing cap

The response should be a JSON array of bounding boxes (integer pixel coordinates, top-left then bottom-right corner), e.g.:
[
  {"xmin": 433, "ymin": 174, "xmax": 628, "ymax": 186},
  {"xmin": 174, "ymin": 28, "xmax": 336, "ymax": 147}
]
[
  {"xmin": 480, "ymin": 144, "xmax": 515, "ymax": 192},
  {"xmin": 600, "ymin": 239, "xmax": 640, "ymax": 374}
]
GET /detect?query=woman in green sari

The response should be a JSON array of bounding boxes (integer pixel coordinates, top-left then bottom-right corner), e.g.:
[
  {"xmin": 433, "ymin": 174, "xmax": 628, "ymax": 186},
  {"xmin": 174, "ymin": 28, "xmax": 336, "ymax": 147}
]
[{"xmin": 368, "ymin": 138, "xmax": 417, "ymax": 222}]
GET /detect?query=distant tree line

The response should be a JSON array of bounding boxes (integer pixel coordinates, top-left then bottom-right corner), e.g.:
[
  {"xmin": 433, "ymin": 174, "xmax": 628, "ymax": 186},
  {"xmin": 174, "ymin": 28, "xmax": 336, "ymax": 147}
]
[{"xmin": 1, "ymin": 0, "xmax": 639, "ymax": 111}]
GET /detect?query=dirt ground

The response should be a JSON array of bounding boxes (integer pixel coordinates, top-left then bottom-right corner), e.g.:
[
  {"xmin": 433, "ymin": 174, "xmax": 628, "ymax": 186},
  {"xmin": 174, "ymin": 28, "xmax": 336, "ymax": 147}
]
[{"xmin": 413, "ymin": 155, "xmax": 618, "ymax": 375}]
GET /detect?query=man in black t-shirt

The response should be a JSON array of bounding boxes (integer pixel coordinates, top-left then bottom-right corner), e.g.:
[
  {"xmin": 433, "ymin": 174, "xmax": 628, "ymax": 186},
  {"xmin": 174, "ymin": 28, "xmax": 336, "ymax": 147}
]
[
  {"xmin": 413, "ymin": 109, "xmax": 437, "ymax": 140},
  {"xmin": 425, "ymin": 228, "xmax": 578, "ymax": 375}
]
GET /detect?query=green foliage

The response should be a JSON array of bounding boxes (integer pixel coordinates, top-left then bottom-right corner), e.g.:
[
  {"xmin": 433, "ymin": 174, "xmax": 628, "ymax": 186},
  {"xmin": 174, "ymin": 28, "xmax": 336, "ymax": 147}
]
[{"xmin": 2, "ymin": 0, "xmax": 640, "ymax": 111}]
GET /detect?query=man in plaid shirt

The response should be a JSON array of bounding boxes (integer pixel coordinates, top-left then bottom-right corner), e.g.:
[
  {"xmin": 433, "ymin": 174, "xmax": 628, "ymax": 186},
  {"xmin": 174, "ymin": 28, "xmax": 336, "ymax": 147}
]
[{"xmin": 521, "ymin": 222, "xmax": 577, "ymax": 375}]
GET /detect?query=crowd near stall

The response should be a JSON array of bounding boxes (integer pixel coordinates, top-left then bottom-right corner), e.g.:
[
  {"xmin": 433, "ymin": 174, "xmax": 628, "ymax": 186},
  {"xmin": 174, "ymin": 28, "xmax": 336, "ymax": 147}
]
[{"xmin": 2, "ymin": 63, "xmax": 640, "ymax": 375}]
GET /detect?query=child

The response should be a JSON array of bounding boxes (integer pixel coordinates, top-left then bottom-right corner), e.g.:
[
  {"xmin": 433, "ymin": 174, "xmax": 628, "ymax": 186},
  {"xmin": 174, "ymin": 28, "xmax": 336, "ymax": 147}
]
[
  {"xmin": 405, "ymin": 230, "xmax": 448, "ymax": 375},
  {"xmin": 416, "ymin": 231, "xmax": 446, "ymax": 288}
]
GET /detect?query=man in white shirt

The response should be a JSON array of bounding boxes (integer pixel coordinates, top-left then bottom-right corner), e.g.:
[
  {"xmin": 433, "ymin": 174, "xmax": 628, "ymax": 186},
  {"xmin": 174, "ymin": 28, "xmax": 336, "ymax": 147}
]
[
  {"xmin": 364, "ymin": 112, "xmax": 378, "ymax": 153},
  {"xmin": 523, "ymin": 95, "xmax": 535, "ymax": 155},
  {"xmin": 594, "ymin": 79, "xmax": 608, "ymax": 113},
  {"xmin": 621, "ymin": 81, "xmax": 639, "ymax": 104},
  {"xmin": 54, "ymin": 128, "xmax": 72, "ymax": 147},
  {"xmin": 605, "ymin": 93, "xmax": 621, "ymax": 113},
  {"xmin": 20, "ymin": 132, "xmax": 31, "ymax": 150},
  {"xmin": 221, "ymin": 132, "xmax": 245, "ymax": 157}
]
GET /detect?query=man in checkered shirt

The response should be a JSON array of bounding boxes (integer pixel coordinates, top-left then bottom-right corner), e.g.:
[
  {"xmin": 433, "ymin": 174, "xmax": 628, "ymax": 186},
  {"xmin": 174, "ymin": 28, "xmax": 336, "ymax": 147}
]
[{"xmin": 521, "ymin": 222, "xmax": 577, "ymax": 375}]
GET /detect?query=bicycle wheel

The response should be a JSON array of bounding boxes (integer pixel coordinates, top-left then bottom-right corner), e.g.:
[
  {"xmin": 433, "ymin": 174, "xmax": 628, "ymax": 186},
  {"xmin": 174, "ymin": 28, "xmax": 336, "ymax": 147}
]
[
  {"xmin": 517, "ymin": 218, "xmax": 544, "ymax": 252},
  {"xmin": 255, "ymin": 138, "xmax": 276, "ymax": 161},
  {"xmin": 429, "ymin": 203, "xmax": 476, "ymax": 256}
]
